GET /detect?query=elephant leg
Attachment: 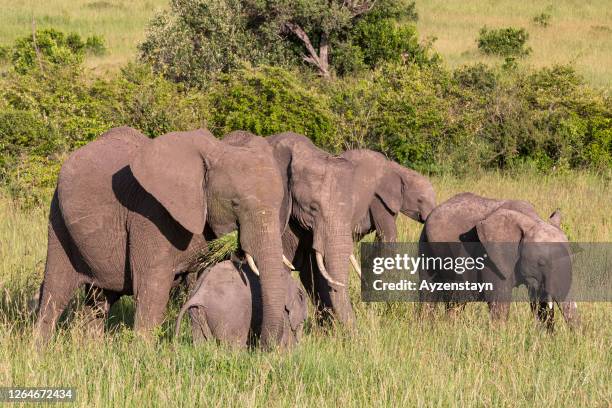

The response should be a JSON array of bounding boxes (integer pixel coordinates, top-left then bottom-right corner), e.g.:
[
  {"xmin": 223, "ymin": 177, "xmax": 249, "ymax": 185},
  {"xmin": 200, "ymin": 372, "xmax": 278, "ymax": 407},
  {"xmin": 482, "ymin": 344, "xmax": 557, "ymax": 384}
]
[
  {"xmin": 371, "ymin": 201, "xmax": 397, "ymax": 242},
  {"xmin": 34, "ymin": 201, "xmax": 83, "ymax": 347},
  {"xmin": 82, "ymin": 285, "xmax": 119, "ymax": 335}
]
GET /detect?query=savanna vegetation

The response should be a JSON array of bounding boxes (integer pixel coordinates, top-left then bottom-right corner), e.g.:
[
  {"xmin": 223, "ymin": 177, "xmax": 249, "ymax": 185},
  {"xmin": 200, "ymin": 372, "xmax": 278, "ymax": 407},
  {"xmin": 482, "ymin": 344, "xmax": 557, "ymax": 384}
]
[{"xmin": 0, "ymin": 0, "xmax": 610, "ymax": 406}]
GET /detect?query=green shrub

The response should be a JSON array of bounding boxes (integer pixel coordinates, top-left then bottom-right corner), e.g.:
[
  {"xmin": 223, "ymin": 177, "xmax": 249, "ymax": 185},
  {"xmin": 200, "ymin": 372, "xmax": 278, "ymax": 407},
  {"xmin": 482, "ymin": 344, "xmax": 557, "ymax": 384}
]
[
  {"xmin": 85, "ymin": 35, "xmax": 107, "ymax": 56},
  {"xmin": 11, "ymin": 28, "xmax": 85, "ymax": 73},
  {"xmin": 207, "ymin": 65, "xmax": 338, "ymax": 149},
  {"xmin": 100, "ymin": 63, "xmax": 211, "ymax": 137},
  {"xmin": 477, "ymin": 26, "xmax": 531, "ymax": 57},
  {"xmin": 453, "ymin": 63, "xmax": 497, "ymax": 93},
  {"xmin": 3, "ymin": 154, "xmax": 63, "ymax": 208},
  {"xmin": 533, "ymin": 12, "xmax": 552, "ymax": 27}
]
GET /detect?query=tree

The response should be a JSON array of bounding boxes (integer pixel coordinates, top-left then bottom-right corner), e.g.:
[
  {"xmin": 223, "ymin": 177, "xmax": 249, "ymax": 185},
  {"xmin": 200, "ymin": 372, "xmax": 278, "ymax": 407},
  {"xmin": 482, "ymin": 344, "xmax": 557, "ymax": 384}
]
[
  {"xmin": 140, "ymin": 0, "xmax": 422, "ymax": 86},
  {"xmin": 247, "ymin": 0, "xmax": 418, "ymax": 77}
]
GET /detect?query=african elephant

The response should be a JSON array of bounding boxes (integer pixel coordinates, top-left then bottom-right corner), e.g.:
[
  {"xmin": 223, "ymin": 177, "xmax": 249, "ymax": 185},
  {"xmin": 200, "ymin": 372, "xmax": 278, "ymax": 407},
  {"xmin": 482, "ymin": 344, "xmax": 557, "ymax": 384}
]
[
  {"xmin": 223, "ymin": 131, "xmax": 357, "ymax": 328},
  {"xmin": 175, "ymin": 260, "xmax": 307, "ymax": 348},
  {"xmin": 341, "ymin": 149, "xmax": 436, "ymax": 243},
  {"xmin": 34, "ymin": 126, "xmax": 288, "ymax": 348},
  {"xmin": 420, "ymin": 192, "xmax": 579, "ymax": 328}
]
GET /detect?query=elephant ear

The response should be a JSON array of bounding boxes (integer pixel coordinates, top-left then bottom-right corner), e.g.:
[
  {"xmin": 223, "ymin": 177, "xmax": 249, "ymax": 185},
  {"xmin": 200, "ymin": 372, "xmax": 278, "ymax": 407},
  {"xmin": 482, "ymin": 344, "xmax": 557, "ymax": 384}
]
[
  {"xmin": 549, "ymin": 209, "xmax": 562, "ymax": 228},
  {"xmin": 476, "ymin": 208, "xmax": 535, "ymax": 280},
  {"xmin": 286, "ymin": 285, "xmax": 307, "ymax": 331},
  {"xmin": 375, "ymin": 166, "xmax": 403, "ymax": 214},
  {"xmin": 131, "ymin": 129, "xmax": 215, "ymax": 234}
]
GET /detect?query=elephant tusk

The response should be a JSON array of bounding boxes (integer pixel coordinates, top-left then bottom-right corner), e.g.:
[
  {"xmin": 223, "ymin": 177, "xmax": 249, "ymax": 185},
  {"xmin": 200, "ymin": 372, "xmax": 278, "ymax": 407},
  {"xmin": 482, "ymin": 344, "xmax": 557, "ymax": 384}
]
[
  {"xmin": 547, "ymin": 301, "xmax": 554, "ymax": 309},
  {"xmin": 245, "ymin": 253, "xmax": 260, "ymax": 276},
  {"xmin": 315, "ymin": 251, "xmax": 345, "ymax": 287},
  {"xmin": 283, "ymin": 255, "xmax": 295, "ymax": 270},
  {"xmin": 349, "ymin": 253, "xmax": 362, "ymax": 277}
]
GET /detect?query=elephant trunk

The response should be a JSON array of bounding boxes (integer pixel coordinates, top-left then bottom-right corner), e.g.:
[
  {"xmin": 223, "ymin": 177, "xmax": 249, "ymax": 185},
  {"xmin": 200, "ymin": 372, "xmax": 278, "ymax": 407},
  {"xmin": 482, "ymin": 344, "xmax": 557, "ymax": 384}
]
[
  {"xmin": 316, "ymin": 227, "xmax": 356, "ymax": 329},
  {"xmin": 239, "ymin": 212, "xmax": 286, "ymax": 349}
]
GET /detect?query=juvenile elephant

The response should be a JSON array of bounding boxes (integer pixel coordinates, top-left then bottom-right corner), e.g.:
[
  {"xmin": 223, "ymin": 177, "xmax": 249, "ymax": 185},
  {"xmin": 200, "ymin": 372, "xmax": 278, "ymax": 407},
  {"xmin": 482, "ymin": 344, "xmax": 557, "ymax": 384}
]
[
  {"xmin": 224, "ymin": 131, "xmax": 357, "ymax": 327},
  {"xmin": 341, "ymin": 149, "xmax": 436, "ymax": 243},
  {"xmin": 35, "ymin": 127, "xmax": 288, "ymax": 348},
  {"xmin": 175, "ymin": 261, "xmax": 307, "ymax": 348},
  {"xmin": 420, "ymin": 192, "xmax": 579, "ymax": 328}
]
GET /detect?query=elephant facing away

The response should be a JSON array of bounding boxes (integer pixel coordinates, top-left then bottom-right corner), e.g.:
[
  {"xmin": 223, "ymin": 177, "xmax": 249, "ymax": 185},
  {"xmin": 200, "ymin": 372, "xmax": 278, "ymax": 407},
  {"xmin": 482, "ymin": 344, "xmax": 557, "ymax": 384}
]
[
  {"xmin": 223, "ymin": 131, "xmax": 357, "ymax": 328},
  {"xmin": 175, "ymin": 261, "xmax": 307, "ymax": 348},
  {"xmin": 35, "ymin": 127, "xmax": 288, "ymax": 348},
  {"xmin": 341, "ymin": 149, "xmax": 436, "ymax": 243},
  {"xmin": 420, "ymin": 192, "xmax": 579, "ymax": 329}
]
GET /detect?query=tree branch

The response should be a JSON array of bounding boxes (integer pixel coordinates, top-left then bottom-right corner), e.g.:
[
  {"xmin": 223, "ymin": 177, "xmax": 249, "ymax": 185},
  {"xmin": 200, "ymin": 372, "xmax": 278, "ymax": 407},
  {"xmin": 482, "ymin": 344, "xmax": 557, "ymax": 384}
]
[{"xmin": 283, "ymin": 22, "xmax": 330, "ymax": 77}]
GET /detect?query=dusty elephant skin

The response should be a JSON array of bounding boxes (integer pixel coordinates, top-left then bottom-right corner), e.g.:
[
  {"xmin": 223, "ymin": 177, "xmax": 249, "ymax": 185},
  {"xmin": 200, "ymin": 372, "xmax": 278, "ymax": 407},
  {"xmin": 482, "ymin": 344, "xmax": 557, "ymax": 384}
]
[
  {"xmin": 224, "ymin": 131, "xmax": 357, "ymax": 328},
  {"xmin": 420, "ymin": 192, "xmax": 579, "ymax": 329},
  {"xmin": 34, "ymin": 127, "xmax": 288, "ymax": 348},
  {"xmin": 175, "ymin": 261, "xmax": 307, "ymax": 348},
  {"xmin": 341, "ymin": 149, "xmax": 436, "ymax": 242}
]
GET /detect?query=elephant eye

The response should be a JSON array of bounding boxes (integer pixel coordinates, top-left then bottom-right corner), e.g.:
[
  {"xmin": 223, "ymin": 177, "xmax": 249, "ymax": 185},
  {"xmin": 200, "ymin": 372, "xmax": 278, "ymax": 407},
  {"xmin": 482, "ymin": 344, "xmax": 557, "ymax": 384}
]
[
  {"xmin": 310, "ymin": 203, "xmax": 319, "ymax": 213},
  {"xmin": 537, "ymin": 258, "xmax": 546, "ymax": 267},
  {"xmin": 231, "ymin": 199, "xmax": 239, "ymax": 208}
]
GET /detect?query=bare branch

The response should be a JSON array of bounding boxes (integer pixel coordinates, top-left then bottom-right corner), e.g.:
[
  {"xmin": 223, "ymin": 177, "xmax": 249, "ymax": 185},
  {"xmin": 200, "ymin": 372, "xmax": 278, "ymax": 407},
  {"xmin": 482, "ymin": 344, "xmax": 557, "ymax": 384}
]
[
  {"xmin": 31, "ymin": 15, "xmax": 45, "ymax": 74},
  {"xmin": 283, "ymin": 22, "xmax": 330, "ymax": 77}
]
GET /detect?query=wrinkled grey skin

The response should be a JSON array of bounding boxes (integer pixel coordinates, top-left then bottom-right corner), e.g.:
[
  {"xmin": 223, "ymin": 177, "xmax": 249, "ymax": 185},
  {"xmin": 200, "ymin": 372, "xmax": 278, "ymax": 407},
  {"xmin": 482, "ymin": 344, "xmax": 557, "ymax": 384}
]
[
  {"xmin": 34, "ymin": 127, "xmax": 288, "ymax": 348},
  {"xmin": 420, "ymin": 192, "xmax": 579, "ymax": 329},
  {"xmin": 341, "ymin": 149, "xmax": 436, "ymax": 242},
  {"xmin": 224, "ymin": 131, "xmax": 357, "ymax": 328},
  {"xmin": 175, "ymin": 261, "xmax": 307, "ymax": 348}
]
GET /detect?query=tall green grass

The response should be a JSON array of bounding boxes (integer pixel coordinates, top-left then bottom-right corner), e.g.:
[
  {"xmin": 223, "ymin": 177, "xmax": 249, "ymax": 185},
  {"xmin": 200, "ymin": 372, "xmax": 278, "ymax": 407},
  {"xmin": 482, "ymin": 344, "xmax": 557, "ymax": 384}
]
[{"xmin": 1, "ymin": 171, "xmax": 610, "ymax": 406}]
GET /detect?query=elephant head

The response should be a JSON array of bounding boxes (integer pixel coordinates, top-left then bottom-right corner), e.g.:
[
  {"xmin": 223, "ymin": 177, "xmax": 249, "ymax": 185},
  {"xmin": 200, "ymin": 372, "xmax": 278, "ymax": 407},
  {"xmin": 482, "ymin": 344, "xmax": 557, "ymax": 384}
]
[
  {"xmin": 265, "ymin": 132, "xmax": 357, "ymax": 327},
  {"xmin": 130, "ymin": 129, "xmax": 287, "ymax": 347},
  {"xmin": 476, "ymin": 208, "xmax": 579, "ymax": 328},
  {"xmin": 377, "ymin": 161, "xmax": 436, "ymax": 224}
]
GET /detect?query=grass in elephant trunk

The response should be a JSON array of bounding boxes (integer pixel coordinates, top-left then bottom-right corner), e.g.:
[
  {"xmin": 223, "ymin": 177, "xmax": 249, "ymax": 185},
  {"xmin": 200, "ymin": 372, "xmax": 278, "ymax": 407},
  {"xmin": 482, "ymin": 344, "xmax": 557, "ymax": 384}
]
[
  {"xmin": 0, "ymin": 169, "xmax": 610, "ymax": 406},
  {"xmin": 186, "ymin": 231, "xmax": 239, "ymax": 274}
]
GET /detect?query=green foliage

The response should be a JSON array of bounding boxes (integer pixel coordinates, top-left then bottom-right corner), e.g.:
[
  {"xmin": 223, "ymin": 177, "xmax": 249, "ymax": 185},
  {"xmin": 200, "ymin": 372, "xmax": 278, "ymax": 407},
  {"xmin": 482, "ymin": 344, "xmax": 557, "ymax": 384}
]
[
  {"xmin": 101, "ymin": 63, "xmax": 211, "ymax": 137},
  {"xmin": 207, "ymin": 65, "xmax": 338, "ymax": 149},
  {"xmin": 532, "ymin": 12, "xmax": 552, "ymax": 27},
  {"xmin": 453, "ymin": 63, "xmax": 497, "ymax": 93},
  {"xmin": 139, "ymin": 0, "xmax": 288, "ymax": 88},
  {"xmin": 84, "ymin": 35, "xmax": 107, "ymax": 56},
  {"xmin": 10, "ymin": 29, "xmax": 108, "ymax": 73},
  {"xmin": 477, "ymin": 26, "xmax": 531, "ymax": 57}
]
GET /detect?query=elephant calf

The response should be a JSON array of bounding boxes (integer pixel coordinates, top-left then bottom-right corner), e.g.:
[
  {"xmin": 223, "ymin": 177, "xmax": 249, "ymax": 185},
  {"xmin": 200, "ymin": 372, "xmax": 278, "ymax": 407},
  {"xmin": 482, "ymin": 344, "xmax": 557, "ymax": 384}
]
[
  {"xmin": 175, "ymin": 261, "xmax": 308, "ymax": 348},
  {"xmin": 420, "ymin": 192, "xmax": 579, "ymax": 329}
]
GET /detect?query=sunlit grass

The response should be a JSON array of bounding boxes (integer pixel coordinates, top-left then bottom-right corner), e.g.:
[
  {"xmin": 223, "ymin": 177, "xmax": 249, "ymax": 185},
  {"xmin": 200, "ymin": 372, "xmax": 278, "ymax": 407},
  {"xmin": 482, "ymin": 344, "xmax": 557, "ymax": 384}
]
[
  {"xmin": 416, "ymin": 0, "xmax": 612, "ymax": 88},
  {"xmin": 1, "ymin": 170, "xmax": 610, "ymax": 406},
  {"xmin": 0, "ymin": 0, "xmax": 168, "ymax": 74}
]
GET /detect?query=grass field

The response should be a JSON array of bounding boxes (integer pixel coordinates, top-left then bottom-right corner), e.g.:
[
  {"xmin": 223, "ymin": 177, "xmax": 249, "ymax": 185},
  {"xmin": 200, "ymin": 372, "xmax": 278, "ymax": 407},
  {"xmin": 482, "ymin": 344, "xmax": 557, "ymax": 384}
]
[
  {"xmin": 1, "ymin": 171, "xmax": 610, "ymax": 406},
  {"xmin": 0, "ymin": 0, "xmax": 167, "ymax": 73},
  {"xmin": 1, "ymin": 0, "xmax": 611, "ymax": 87},
  {"xmin": 416, "ymin": 0, "xmax": 612, "ymax": 88}
]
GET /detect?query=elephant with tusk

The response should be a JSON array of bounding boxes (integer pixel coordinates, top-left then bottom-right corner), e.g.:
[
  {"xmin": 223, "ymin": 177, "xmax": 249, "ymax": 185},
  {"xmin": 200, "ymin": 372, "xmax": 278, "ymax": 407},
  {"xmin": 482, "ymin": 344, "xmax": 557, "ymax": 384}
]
[
  {"xmin": 419, "ymin": 192, "xmax": 579, "ymax": 329},
  {"xmin": 34, "ymin": 127, "xmax": 289, "ymax": 348}
]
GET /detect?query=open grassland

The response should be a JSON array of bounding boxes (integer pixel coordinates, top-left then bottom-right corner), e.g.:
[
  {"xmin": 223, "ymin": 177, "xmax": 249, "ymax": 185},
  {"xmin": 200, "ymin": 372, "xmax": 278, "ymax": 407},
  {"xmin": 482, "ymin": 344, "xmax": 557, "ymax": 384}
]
[
  {"xmin": 0, "ymin": 0, "xmax": 167, "ymax": 73},
  {"xmin": 1, "ymin": 171, "xmax": 610, "ymax": 406},
  {"xmin": 416, "ymin": 0, "xmax": 612, "ymax": 88}
]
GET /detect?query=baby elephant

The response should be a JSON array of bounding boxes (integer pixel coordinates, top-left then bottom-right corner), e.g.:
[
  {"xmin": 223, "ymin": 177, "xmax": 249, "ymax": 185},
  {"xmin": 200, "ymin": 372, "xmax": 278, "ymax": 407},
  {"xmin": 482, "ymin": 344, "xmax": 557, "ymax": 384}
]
[{"xmin": 175, "ymin": 260, "xmax": 308, "ymax": 348}]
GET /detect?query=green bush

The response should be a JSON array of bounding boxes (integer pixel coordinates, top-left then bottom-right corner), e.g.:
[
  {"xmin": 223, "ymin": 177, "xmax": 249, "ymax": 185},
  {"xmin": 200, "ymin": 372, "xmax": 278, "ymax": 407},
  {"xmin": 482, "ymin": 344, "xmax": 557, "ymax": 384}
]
[
  {"xmin": 100, "ymin": 63, "xmax": 210, "ymax": 137},
  {"xmin": 85, "ymin": 35, "xmax": 107, "ymax": 56},
  {"xmin": 477, "ymin": 26, "xmax": 531, "ymax": 57},
  {"xmin": 11, "ymin": 29, "xmax": 85, "ymax": 73},
  {"xmin": 533, "ymin": 12, "xmax": 552, "ymax": 27},
  {"xmin": 207, "ymin": 65, "xmax": 338, "ymax": 149}
]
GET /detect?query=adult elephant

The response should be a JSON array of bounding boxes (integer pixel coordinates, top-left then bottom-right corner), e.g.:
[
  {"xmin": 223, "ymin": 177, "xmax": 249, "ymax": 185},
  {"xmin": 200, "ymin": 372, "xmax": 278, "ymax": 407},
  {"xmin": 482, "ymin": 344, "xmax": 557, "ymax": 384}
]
[
  {"xmin": 420, "ymin": 192, "xmax": 579, "ymax": 329},
  {"xmin": 34, "ymin": 126, "xmax": 288, "ymax": 348},
  {"xmin": 341, "ymin": 149, "xmax": 436, "ymax": 244},
  {"xmin": 224, "ymin": 131, "xmax": 357, "ymax": 327}
]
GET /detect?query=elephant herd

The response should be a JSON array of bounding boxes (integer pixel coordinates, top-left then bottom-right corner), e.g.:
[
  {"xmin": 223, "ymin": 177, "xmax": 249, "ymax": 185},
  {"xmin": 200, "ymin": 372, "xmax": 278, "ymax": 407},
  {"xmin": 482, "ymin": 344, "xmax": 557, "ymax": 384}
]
[{"xmin": 33, "ymin": 126, "xmax": 578, "ymax": 349}]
